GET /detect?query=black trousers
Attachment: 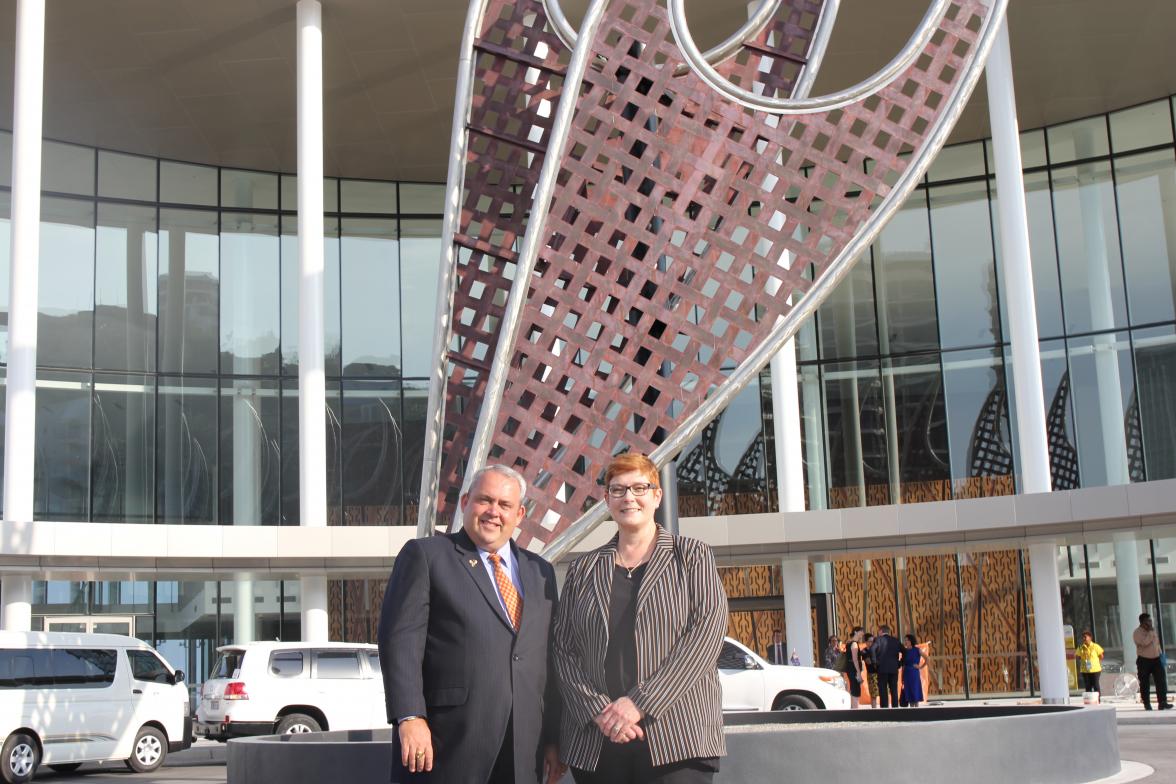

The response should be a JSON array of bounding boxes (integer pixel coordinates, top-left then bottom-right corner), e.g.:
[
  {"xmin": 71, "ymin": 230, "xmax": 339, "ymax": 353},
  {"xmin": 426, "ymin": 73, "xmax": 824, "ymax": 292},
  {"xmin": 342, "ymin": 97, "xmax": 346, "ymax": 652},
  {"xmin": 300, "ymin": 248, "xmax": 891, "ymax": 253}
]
[
  {"xmin": 1137, "ymin": 656, "xmax": 1169, "ymax": 708},
  {"xmin": 571, "ymin": 740, "xmax": 717, "ymax": 784},
  {"xmin": 1080, "ymin": 673, "xmax": 1101, "ymax": 693},
  {"xmin": 876, "ymin": 672, "xmax": 900, "ymax": 707}
]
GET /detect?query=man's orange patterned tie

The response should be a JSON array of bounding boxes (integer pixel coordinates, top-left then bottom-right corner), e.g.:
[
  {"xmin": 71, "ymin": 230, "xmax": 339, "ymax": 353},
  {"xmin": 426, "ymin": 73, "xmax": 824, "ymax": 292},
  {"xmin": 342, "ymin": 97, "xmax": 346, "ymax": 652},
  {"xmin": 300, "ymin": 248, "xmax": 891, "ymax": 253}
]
[{"xmin": 488, "ymin": 553, "xmax": 522, "ymax": 630}]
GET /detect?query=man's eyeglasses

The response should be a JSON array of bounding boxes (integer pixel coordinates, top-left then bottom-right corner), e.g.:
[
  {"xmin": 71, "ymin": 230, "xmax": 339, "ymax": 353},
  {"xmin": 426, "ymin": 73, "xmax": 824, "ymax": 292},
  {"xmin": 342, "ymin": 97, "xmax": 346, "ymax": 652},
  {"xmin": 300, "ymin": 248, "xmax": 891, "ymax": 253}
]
[{"xmin": 606, "ymin": 482, "xmax": 658, "ymax": 498}]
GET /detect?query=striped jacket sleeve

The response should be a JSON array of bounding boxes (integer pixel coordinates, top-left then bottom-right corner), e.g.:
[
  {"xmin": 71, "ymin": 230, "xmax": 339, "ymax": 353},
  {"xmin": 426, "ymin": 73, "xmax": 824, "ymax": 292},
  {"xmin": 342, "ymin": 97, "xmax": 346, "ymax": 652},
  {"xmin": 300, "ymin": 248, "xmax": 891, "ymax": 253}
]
[
  {"xmin": 552, "ymin": 555, "xmax": 611, "ymax": 728},
  {"xmin": 629, "ymin": 539, "xmax": 727, "ymax": 720}
]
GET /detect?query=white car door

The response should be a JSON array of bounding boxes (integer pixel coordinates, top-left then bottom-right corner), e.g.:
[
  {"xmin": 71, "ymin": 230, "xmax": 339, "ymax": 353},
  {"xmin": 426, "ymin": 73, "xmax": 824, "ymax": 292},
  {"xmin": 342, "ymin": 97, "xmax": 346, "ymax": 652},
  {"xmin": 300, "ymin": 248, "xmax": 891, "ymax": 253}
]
[
  {"xmin": 312, "ymin": 650, "xmax": 370, "ymax": 730},
  {"xmin": 717, "ymin": 640, "xmax": 766, "ymax": 712},
  {"xmin": 364, "ymin": 651, "xmax": 387, "ymax": 729}
]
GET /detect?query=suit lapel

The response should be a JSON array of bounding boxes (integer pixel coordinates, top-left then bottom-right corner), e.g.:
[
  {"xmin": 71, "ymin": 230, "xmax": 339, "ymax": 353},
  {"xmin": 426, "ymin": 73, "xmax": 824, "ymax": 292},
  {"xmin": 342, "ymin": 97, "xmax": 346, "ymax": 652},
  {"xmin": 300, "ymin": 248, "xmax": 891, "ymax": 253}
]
[
  {"xmin": 514, "ymin": 541, "xmax": 541, "ymax": 637},
  {"xmin": 635, "ymin": 526, "xmax": 675, "ymax": 621},
  {"xmin": 452, "ymin": 530, "xmax": 514, "ymax": 632},
  {"xmin": 590, "ymin": 536, "xmax": 619, "ymax": 632}
]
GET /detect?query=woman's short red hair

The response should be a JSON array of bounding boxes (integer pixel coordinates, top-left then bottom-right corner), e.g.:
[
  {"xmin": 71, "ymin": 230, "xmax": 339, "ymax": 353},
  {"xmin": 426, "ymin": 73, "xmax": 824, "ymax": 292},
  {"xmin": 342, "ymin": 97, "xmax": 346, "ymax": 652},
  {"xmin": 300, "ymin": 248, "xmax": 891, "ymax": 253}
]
[{"xmin": 604, "ymin": 452, "xmax": 660, "ymax": 487}]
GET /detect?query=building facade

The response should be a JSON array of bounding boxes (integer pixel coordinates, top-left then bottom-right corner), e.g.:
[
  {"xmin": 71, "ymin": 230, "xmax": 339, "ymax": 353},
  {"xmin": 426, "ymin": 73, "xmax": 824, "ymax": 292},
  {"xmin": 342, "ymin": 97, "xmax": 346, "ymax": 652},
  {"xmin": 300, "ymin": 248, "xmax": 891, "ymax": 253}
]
[{"xmin": 1, "ymin": 0, "xmax": 1175, "ymax": 705}]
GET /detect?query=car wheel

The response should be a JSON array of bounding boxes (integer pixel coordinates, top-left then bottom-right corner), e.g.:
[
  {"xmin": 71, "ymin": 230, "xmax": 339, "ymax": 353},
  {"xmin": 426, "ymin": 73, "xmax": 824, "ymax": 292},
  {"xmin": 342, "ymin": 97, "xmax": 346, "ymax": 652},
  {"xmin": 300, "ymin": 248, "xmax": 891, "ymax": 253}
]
[
  {"xmin": 125, "ymin": 726, "xmax": 167, "ymax": 773},
  {"xmin": 276, "ymin": 713, "xmax": 321, "ymax": 734},
  {"xmin": 2, "ymin": 732, "xmax": 39, "ymax": 784},
  {"xmin": 49, "ymin": 763, "xmax": 83, "ymax": 773},
  {"xmin": 773, "ymin": 694, "xmax": 818, "ymax": 711}
]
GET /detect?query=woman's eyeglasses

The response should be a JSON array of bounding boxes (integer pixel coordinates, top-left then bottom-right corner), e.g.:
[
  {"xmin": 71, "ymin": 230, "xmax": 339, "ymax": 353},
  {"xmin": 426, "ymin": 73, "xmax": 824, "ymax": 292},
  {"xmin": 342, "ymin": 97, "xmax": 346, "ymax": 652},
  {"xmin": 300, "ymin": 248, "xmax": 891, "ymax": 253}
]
[{"xmin": 606, "ymin": 482, "xmax": 658, "ymax": 498}]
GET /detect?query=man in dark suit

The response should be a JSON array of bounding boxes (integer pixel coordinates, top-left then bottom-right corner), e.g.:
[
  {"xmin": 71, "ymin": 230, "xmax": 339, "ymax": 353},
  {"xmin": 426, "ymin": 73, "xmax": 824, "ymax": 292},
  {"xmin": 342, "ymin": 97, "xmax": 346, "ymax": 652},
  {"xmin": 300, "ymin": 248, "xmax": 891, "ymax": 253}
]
[
  {"xmin": 765, "ymin": 629, "xmax": 787, "ymax": 665},
  {"xmin": 378, "ymin": 465, "xmax": 564, "ymax": 784},
  {"xmin": 871, "ymin": 625, "xmax": 902, "ymax": 708}
]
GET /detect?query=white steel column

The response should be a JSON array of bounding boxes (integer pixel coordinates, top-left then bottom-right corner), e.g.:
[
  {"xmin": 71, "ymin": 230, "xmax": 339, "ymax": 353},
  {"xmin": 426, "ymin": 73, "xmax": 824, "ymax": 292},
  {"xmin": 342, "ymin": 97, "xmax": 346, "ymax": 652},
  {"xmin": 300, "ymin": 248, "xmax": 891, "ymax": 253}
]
[
  {"xmin": 780, "ymin": 559, "xmax": 813, "ymax": 667},
  {"xmin": 1113, "ymin": 533, "xmax": 1142, "ymax": 666},
  {"xmin": 986, "ymin": 20, "xmax": 1050, "ymax": 495},
  {"xmin": 1028, "ymin": 541, "xmax": 1069, "ymax": 703},
  {"xmin": 1, "ymin": 0, "xmax": 45, "ymax": 632},
  {"xmin": 296, "ymin": 0, "xmax": 328, "ymax": 643},
  {"xmin": 986, "ymin": 19, "xmax": 1066, "ymax": 703}
]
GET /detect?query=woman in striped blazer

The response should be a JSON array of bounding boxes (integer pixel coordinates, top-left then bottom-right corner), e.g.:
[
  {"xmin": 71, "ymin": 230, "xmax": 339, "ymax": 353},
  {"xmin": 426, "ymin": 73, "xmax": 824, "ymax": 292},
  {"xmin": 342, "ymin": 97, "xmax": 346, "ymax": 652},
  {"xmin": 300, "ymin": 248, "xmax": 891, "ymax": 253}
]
[{"xmin": 553, "ymin": 452, "xmax": 728, "ymax": 783}]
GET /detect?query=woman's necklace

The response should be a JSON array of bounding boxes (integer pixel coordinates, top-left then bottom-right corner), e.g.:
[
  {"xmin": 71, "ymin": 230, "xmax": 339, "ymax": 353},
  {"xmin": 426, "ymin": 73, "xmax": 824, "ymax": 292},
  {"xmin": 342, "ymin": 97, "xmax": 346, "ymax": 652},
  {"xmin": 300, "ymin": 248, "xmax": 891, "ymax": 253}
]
[{"xmin": 616, "ymin": 541, "xmax": 653, "ymax": 578}]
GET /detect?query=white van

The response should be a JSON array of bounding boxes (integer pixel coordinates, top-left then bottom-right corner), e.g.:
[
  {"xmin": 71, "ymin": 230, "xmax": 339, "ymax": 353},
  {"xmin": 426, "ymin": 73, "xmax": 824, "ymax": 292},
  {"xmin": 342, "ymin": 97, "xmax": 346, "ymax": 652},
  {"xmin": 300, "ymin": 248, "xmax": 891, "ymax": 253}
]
[
  {"xmin": 0, "ymin": 631, "xmax": 191, "ymax": 783},
  {"xmin": 195, "ymin": 641, "xmax": 385, "ymax": 740}
]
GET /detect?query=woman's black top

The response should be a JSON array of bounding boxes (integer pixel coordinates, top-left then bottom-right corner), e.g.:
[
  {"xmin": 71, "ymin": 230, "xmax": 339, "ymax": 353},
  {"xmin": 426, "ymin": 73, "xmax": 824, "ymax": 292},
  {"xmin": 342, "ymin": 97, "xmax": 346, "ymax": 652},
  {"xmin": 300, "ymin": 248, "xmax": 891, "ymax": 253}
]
[{"xmin": 605, "ymin": 562, "xmax": 647, "ymax": 699}]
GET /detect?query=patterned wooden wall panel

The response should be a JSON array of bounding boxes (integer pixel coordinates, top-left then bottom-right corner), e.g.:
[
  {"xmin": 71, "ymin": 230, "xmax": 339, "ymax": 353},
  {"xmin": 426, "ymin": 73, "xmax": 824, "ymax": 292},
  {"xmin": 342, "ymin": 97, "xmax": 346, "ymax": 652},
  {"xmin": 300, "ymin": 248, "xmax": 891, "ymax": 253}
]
[
  {"xmin": 900, "ymin": 554, "xmax": 965, "ymax": 696},
  {"xmin": 962, "ymin": 550, "xmax": 1030, "ymax": 693},
  {"xmin": 727, "ymin": 611, "xmax": 755, "ymax": 649},
  {"xmin": 329, "ymin": 578, "xmax": 389, "ymax": 644},
  {"xmin": 832, "ymin": 559, "xmax": 865, "ymax": 635},
  {"xmin": 727, "ymin": 609, "xmax": 785, "ymax": 658},
  {"xmin": 328, "ymin": 579, "xmax": 344, "ymax": 641},
  {"xmin": 865, "ymin": 559, "xmax": 898, "ymax": 632}
]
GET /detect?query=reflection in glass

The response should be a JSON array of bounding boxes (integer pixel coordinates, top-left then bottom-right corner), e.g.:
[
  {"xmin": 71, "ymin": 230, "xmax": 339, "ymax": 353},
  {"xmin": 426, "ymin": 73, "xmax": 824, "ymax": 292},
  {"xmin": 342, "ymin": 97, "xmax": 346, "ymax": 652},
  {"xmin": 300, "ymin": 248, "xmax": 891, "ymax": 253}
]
[
  {"xmin": 930, "ymin": 181, "xmax": 1001, "ymax": 349},
  {"xmin": 154, "ymin": 580, "xmax": 220, "ymax": 704},
  {"xmin": 0, "ymin": 192, "xmax": 10, "ymax": 363},
  {"xmin": 341, "ymin": 180, "xmax": 397, "ymax": 214},
  {"xmin": 1109, "ymin": 100, "xmax": 1174, "ymax": 153},
  {"xmin": 282, "ymin": 381, "xmax": 342, "ymax": 525},
  {"xmin": 92, "ymin": 580, "xmax": 152, "ymax": 614},
  {"xmin": 797, "ymin": 362, "xmax": 828, "ymax": 510},
  {"xmin": 823, "ymin": 360, "xmax": 890, "ymax": 508},
  {"xmin": 221, "ymin": 213, "xmax": 280, "ymax": 375},
  {"xmin": 874, "ymin": 196, "xmax": 938, "ymax": 354},
  {"xmin": 341, "ymin": 219, "xmax": 400, "ymax": 376},
  {"xmin": 1067, "ymin": 332, "xmax": 1139, "ymax": 487},
  {"xmin": 35, "ymin": 372, "xmax": 92, "ymax": 520},
  {"xmin": 281, "ymin": 216, "xmax": 341, "ymax": 376},
  {"xmin": 1019, "ymin": 171, "xmax": 1065, "ymax": 338},
  {"xmin": 43, "ymin": 141, "xmax": 95, "ymax": 196},
  {"xmin": 1046, "ymin": 116, "xmax": 1109, "ymax": 164},
  {"xmin": 927, "ymin": 140, "xmax": 985, "ymax": 183},
  {"xmin": 884, "ymin": 355, "xmax": 949, "ymax": 502},
  {"xmin": 1115, "ymin": 151, "xmax": 1176, "ymax": 325},
  {"xmin": 98, "ymin": 151, "xmax": 156, "ymax": 202},
  {"xmin": 95, "ymin": 203, "xmax": 157, "ymax": 372},
  {"xmin": 157, "ymin": 377, "xmax": 217, "ymax": 523},
  {"xmin": 92, "ymin": 374, "xmax": 155, "ymax": 522},
  {"xmin": 1053, "ymin": 162, "xmax": 1129, "ymax": 334},
  {"xmin": 402, "ymin": 381, "xmax": 429, "ymax": 524},
  {"xmin": 342, "ymin": 380, "xmax": 403, "ymax": 524},
  {"xmin": 816, "ymin": 252, "xmax": 877, "ymax": 360},
  {"xmin": 219, "ymin": 379, "xmax": 280, "ymax": 525},
  {"xmin": 1133, "ymin": 326, "xmax": 1176, "ymax": 480},
  {"xmin": 221, "ymin": 169, "xmax": 278, "ymax": 210},
  {"xmin": 32, "ymin": 581, "xmax": 88, "ymax": 614},
  {"xmin": 160, "ymin": 161, "xmax": 218, "ymax": 207},
  {"xmin": 399, "ymin": 183, "xmax": 445, "ymax": 214},
  {"xmin": 941, "ymin": 349, "xmax": 1013, "ymax": 499},
  {"xmin": 159, "ymin": 209, "xmax": 219, "ymax": 374},
  {"xmin": 39, "ymin": 197, "xmax": 95, "ymax": 369},
  {"xmin": 399, "ymin": 220, "xmax": 442, "ymax": 376}
]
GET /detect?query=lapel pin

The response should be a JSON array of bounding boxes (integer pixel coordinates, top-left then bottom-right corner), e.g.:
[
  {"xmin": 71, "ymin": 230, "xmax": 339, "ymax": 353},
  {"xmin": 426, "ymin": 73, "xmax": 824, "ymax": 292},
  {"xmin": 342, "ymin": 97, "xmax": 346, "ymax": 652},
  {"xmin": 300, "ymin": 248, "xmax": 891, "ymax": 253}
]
[{"xmin": 468, "ymin": 559, "xmax": 478, "ymax": 567}]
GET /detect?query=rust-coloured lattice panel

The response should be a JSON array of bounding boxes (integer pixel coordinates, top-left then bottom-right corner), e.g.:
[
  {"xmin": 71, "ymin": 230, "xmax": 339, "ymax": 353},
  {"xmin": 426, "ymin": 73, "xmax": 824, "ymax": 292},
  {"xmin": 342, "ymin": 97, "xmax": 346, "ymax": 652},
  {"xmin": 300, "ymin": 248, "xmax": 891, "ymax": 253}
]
[
  {"xmin": 432, "ymin": 0, "xmax": 825, "ymax": 527},
  {"xmin": 484, "ymin": 0, "xmax": 993, "ymax": 549}
]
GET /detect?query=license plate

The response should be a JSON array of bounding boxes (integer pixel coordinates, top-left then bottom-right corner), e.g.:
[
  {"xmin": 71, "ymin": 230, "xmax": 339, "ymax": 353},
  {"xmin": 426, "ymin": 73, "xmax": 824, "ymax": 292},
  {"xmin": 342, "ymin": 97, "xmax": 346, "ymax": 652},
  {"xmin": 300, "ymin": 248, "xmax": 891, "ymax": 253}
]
[{"xmin": 211, "ymin": 700, "xmax": 220, "ymax": 710}]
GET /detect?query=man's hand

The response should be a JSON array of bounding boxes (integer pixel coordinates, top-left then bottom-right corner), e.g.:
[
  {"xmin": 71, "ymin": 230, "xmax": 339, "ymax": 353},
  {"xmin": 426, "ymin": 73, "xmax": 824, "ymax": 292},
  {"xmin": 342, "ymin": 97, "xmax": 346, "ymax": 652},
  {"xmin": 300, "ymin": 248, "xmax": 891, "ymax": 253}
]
[
  {"xmin": 594, "ymin": 697, "xmax": 645, "ymax": 744},
  {"xmin": 399, "ymin": 718, "xmax": 433, "ymax": 774},
  {"xmin": 543, "ymin": 743, "xmax": 567, "ymax": 784}
]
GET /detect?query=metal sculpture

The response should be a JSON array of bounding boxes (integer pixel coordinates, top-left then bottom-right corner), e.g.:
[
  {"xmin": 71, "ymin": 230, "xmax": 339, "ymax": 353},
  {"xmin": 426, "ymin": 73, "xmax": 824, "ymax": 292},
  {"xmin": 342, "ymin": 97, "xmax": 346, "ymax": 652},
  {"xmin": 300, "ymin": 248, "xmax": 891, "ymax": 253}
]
[{"xmin": 418, "ymin": 0, "xmax": 1009, "ymax": 557}]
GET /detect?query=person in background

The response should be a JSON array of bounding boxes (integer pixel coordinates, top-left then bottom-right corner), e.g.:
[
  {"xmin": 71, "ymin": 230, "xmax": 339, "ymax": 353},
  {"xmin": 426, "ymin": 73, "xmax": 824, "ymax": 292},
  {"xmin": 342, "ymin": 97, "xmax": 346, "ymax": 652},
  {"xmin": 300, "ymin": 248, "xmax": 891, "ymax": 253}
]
[
  {"xmin": 871, "ymin": 625, "xmax": 902, "ymax": 709},
  {"xmin": 766, "ymin": 629, "xmax": 787, "ymax": 665},
  {"xmin": 822, "ymin": 635, "xmax": 840, "ymax": 671},
  {"xmin": 900, "ymin": 635, "xmax": 926, "ymax": 707},
  {"xmin": 553, "ymin": 452, "xmax": 728, "ymax": 783},
  {"xmin": 860, "ymin": 633, "xmax": 878, "ymax": 708},
  {"xmin": 1133, "ymin": 613, "xmax": 1171, "ymax": 710},
  {"xmin": 844, "ymin": 627, "xmax": 864, "ymax": 709},
  {"xmin": 1074, "ymin": 630, "xmax": 1104, "ymax": 695}
]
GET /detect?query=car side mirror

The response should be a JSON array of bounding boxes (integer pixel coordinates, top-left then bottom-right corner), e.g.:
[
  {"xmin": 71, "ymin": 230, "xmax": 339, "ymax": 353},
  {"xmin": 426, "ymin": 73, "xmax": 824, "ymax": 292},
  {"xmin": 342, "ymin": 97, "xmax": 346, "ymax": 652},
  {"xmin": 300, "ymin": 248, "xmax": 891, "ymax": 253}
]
[{"xmin": 173, "ymin": 669, "xmax": 185, "ymax": 684}]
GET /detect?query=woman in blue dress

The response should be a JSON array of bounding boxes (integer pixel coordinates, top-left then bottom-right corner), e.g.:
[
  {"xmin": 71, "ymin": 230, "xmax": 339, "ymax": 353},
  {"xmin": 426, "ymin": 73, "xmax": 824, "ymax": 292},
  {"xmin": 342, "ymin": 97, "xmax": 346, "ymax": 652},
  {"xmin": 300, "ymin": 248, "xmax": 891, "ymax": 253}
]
[{"xmin": 900, "ymin": 635, "xmax": 925, "ymax": 707}]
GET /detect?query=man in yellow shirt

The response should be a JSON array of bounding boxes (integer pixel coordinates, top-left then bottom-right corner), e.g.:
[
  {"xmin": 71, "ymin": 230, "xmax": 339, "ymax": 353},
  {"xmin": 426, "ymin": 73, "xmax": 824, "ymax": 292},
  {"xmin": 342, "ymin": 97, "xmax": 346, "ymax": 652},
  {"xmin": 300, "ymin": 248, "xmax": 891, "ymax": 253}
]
[{"xmin": 1074, "ymin": 630, "xmax": 1104, "ymax": 694}]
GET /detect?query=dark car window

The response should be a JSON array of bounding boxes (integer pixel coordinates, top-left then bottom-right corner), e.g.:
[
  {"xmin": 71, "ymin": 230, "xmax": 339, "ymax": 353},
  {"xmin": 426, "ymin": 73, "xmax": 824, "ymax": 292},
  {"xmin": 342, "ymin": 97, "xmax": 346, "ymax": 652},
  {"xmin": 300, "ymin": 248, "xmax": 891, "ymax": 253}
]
[
  {"xmin": 717, "ymin": 641, "xmax": 754, "ymax": 671},
  {"xmin": 128, "ymin": 650, "xmax": 172, "ymax": 683},
  {"xmin": 52, "ymin": 649, "xmax": 117, "ymax": 688},
  {"xmin": 0, "ymin": 649, "xmax": 53, "ymax": 687},
  {"xmin": 314, "ymin": 651, "xmax": 361, "ymax": 679},
  {"xmin": 271, "ymin": 651, "xmax": 305, "ymax": 677},
  {"xmin": 210, "ymin": 650, "xmax": 245, "ymax": 679}
]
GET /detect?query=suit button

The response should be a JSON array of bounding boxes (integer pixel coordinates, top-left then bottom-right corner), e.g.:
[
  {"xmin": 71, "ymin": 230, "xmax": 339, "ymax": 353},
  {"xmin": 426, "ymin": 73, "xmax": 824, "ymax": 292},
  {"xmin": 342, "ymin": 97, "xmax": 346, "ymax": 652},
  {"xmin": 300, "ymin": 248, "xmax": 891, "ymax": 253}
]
[{"xmin": 513, "ymin": 655, "xmax": 521, "ymax": 661}]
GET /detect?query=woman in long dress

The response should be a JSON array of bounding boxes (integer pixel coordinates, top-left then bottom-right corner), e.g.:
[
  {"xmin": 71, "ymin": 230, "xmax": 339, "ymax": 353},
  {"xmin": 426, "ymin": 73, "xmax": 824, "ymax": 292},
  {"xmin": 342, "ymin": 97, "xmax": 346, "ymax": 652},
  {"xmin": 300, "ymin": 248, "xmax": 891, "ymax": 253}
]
[{"xmin": 900, "ymin": 634, "xmax": 925, "ymax": 707}]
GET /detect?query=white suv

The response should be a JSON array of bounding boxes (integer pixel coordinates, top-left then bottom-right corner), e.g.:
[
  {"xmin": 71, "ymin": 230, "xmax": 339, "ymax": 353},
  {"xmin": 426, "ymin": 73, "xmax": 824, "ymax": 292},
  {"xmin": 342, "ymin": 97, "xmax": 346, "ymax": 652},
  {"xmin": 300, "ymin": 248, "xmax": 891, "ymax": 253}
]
[
  {"xmin": 194, "ymin": 642, "xmax": 386, "ymax": 740},
  {"xmin": 719, "ymin": 637, "xmax": 849, "ymax": 711}
]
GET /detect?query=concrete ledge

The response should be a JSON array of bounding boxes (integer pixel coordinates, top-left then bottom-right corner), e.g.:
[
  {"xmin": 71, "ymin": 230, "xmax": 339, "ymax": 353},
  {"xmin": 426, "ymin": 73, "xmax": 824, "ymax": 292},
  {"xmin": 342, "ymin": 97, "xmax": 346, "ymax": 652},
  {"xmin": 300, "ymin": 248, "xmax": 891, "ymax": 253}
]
[
  {"xmin": 719, "ymin": 705, "xmax": 1119, "ymax": 784},
  {"xmin": 226, "ymin": 706, "xmax": 1118, "ymax": 784}
]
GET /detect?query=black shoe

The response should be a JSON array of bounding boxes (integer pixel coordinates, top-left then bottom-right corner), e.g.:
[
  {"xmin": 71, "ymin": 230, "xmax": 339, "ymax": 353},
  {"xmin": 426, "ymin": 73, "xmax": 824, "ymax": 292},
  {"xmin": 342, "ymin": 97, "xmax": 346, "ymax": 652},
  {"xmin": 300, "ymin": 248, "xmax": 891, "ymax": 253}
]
[
  {"xmin": 1159, "ymin": 704, "xmax": 1173, "ymax": 710},
  {"xmin": 1143, "ymin": 705, "xmax": 1153, "ymax": 710}
]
